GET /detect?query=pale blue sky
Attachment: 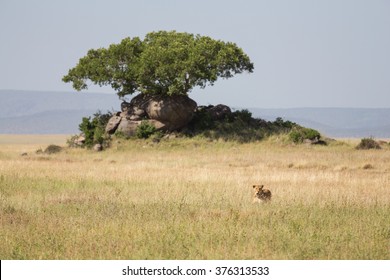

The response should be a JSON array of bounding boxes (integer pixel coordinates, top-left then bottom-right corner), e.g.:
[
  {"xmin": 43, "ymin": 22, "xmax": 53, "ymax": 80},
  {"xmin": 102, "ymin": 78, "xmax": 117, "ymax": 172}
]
[{"xmin": 0, "ymin": 0, "xmax": 389, "ymax": 108}]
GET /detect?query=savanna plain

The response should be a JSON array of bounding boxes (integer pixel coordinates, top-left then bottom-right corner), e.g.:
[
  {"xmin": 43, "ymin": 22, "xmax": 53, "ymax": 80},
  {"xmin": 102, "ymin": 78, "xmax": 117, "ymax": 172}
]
[{"xmin": 0, "ymin": 135, "xmax": 389, "ymax": 259}]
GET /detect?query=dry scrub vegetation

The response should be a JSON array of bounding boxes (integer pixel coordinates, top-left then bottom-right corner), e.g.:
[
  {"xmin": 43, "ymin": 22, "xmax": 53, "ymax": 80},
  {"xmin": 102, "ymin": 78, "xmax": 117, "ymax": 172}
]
[{"xmin": 0, "ymin": 135, "xmax": 389, "ymax": 259}]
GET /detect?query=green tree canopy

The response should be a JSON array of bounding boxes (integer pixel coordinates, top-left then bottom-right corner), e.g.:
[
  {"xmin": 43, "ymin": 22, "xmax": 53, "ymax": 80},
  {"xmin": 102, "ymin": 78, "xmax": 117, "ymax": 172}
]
[{"xmin": 63, "ymin": 31, "xmax": 254, "ymax": 97}]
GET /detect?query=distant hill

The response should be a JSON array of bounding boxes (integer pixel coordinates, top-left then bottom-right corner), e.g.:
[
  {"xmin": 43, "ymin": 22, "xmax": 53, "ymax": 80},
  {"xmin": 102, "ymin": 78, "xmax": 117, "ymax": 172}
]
[
  {"xmin": 0, "ymin": 90, "xmax": 121, "ymax": 134},
  {"xmin": 0, "ymin": 90, "xmax": 389, "ymax": 137}
]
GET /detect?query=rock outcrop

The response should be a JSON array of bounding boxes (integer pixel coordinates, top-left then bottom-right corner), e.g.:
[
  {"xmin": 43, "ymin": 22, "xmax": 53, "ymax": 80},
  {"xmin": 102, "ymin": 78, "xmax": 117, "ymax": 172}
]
[
  {"xmin": 105, "ymin": 113, "xmax": 122, "ymax": 134},
  {"xmin": 205, "ymin": 104, "xmax": 232, "ymax": 121},
  {"xmin": 106, "ymin": 94, "xmax": 197, "ymax": 137}
]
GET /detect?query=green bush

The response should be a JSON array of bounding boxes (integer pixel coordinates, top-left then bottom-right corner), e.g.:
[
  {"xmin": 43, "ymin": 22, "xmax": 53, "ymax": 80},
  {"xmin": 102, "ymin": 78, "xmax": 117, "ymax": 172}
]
[
  {"xmin": 114, "ymin": 130, "xmax": 127, "ymax": 139},
  {"xmin": 77, "ymin": 111, "xmax": 112, "ymax": 148},
  {"xmin": 274, "ymin": 117, "xmax": 295, "ymax": 129},
  {"xmin": 136, "ymin": 120, "xmax": 157, "ymax": 139},
  {"xmin": 289, "ymin": 127, "xmax": 321, "ymax": 143},
  {"xmin": 188, "ymin": 107, "xmax": 215, "ymax": 132},
  {"xmin": 231, "ymin": 109, "xmax": 253, "ymax": 124},
  {"xmin": 356, "ymin": 138, "xmax": 381, "ymax": 150},
  {"xmin": 186, "ymin": 109, "xmax": 305, "ymax": 143}
]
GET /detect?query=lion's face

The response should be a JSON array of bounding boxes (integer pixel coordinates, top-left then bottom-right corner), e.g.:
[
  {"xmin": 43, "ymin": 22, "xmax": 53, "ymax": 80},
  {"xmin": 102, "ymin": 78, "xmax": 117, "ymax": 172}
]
[{"xmin": 252, "ymin": 185, "xmax": 264, "ymax": 196}]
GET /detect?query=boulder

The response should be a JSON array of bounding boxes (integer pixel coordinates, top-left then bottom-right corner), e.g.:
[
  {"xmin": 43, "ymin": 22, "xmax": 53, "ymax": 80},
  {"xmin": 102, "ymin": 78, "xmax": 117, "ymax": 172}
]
[
  {"xmin": 121, "ymin": 96, "xmax": 148, "ymax": 119},
  {"xmin": 146, "ymin": 95, "xmax": 197, "ymax": 130},
  {"xmin": 148, "ymin": 119, "xmax": 167, "ymax": 130},
  {"xmin": 121, "ymin": 101, "xmax": 132, "ymax": 113},
  {"xmin": 71, "ymin": 133, "xmax": 86, "ymax": 147},
  {"xmin": 116, "ymin": 119, "xmax": 141, "ymax": 137},
  {"xmin": 93, "ymin": 143, "xmax": 103, "ymax": 151},
  {"xmin": 105, "ymin": 113, "xmax": 122, "ymax": 134},
  {"xmin": 115, "ymin": 118, "xmax": 171, "ymax": 137},
  {"xmin": 206, "ymin": 104, "xmax": 232, "ymax": 121}
]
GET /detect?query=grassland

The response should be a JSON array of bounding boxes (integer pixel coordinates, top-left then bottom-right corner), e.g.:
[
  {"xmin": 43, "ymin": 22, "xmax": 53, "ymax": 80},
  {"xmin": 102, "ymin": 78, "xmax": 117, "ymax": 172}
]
[{"xmin": 0, "ymin": 135, "xmax": 389, "ymax": 259}]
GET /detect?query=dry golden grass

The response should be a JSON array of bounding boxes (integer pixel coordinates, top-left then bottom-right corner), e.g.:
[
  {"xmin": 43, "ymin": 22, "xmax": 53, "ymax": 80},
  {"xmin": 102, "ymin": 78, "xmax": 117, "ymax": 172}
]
[{"xmin": 0, "ymin": 135, "xmax": 389, "ymax": 259}]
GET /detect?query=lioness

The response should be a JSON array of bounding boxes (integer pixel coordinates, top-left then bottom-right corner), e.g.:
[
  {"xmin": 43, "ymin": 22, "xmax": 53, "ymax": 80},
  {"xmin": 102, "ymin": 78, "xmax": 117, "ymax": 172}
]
[{"xmin": 252, "ymin": 185, "xmax": 272, "ymax": 203}]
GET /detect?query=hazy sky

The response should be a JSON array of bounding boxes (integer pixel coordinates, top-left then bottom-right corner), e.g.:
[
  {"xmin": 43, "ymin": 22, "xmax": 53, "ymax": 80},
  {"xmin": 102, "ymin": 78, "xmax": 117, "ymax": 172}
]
[{"xmin": 0, "ymin": 0, "xmax": 389, "ymax": 108}]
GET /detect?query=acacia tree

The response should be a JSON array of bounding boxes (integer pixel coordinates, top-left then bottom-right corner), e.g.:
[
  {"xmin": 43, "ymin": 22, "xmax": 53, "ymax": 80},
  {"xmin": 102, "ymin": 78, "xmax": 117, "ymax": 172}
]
[{"xmin": 63, "ymin": 31, "xmax": 254, "ymax": 97}]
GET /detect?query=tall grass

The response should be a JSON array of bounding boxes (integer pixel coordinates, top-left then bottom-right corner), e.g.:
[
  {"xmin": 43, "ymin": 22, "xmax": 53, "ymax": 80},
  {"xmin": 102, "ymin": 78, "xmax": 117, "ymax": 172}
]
[{"xmin": 0, "ymin": 136, "xmax": 389, "ymax": 259}]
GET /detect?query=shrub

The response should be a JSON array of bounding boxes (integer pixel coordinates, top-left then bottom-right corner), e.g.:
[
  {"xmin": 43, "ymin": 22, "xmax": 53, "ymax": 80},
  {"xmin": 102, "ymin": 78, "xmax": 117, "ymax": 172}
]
[
  {"xmin": 150, "ymin": 131, "xmax": 164, "ymax": 143},
  {"xmin": 44, "ymin": 145, "xmax": 62, "ymax": 154},
  {"xmin": 356, "ymin": 138, "xmax": 381, "ymax": 150},
  {"xmin": 77, "ymin": 111, "xmax": 112, "ymax": 148},
  {"xmin": 231, "ymin": 109, "xmax": 253, "ymax": 124},
  {"xmin": 188, "ymin": 107, "xmax": 215, "ymax": 132},
  {"xmin": 186, "ymin": 109, "xmax": 305, "ymax": 143},
  {"xmin": 66, "ymin": 135, "xmax": 80, "ymax": 148},
  {"xmin": 114, "ymin": 130, "xmax": 127, "ymax": 139},
  {"xmin": 274, "ymin": 117, "xmax": 295, "ymax": 129},
  {"xmin": 289, "ymin": 127, "xmax": 321, "ymax": 143},
  {"xmin": 78, "ymin": 117, "xmax": 95, "ymax": 147},
  {"xmin": 136, "ymin": 121, "xmax": 157, "ymax": 139}
]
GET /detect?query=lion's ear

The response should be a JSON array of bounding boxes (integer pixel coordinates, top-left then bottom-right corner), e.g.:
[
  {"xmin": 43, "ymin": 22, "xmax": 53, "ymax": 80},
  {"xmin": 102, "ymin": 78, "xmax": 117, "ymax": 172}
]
[{"xmin": 252, "ymin": 185, "xmax": 256, "ymax": 188}]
